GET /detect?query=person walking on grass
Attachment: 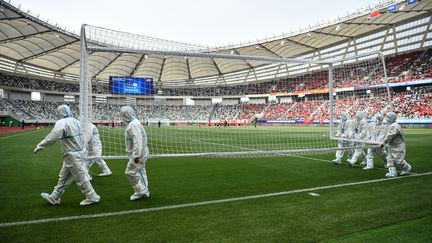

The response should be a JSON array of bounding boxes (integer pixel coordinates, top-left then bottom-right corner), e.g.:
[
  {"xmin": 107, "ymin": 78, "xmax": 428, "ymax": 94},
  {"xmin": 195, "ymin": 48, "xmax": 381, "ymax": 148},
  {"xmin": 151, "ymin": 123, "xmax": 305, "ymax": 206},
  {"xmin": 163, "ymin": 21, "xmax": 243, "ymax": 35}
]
[{"xmin": 34, "ymin": 104, "xmax": 100, "ymax": 206}]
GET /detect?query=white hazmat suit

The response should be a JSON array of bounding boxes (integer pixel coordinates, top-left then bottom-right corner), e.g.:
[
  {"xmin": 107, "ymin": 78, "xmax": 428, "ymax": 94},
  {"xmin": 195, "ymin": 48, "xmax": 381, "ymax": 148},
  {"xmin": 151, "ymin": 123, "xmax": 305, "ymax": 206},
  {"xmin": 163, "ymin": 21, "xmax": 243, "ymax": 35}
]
[
  {"xmin": 348, "ymin": 111, "xmax": 368, "ymax": 166},
  {"xmin": 381, "ymin": 112, "xmax": 412, "ymax": 177},
  {"xmin": 120, "ymin": 106, "xmax": 150, "ymax": 201},
  {"xmin": 86, "ymin": 123, "xmax": 112, "ymax": 176},
  {"xmin": 332, "ymin": 112, "xmax": 353, "ymax": 164},
  {"xmin": 34, "ymin": 105, "xmax": 100, "ymax": 206},
  {"xmin": 363, "ymin": 114, "xmax": 387, "ymax": 170}
]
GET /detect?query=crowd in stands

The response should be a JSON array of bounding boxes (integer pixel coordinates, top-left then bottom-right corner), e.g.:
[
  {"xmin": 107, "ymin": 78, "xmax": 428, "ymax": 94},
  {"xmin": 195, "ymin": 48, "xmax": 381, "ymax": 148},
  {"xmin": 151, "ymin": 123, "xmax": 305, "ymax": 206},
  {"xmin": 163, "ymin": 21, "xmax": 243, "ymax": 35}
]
[
  {"xmin": 1, "ymin": 49, "xmax": 432, "ymax": 123},
  {"xmin": 386, "ymin": 51, "xmax": 422, "ymax": 79},
  {"xmin": 9, "ymin": 100, "xmax": 58, "ymax": 120},
  {"xmin": 161, "ymin": 86, "xmax": 248, "ymax": 96},
  {"xmin": 91, "ymin": 103, "xmax": 215, "ymax": 121},
  {"xmin": 143, "ymin": 105, "xmax": 213, "ymax": 121},
  {"xmin": 262, "ymin": 104, "xmax": 291, "ymax": 120},
  {"xmin": 0, "ymin": 73, "xmax": 79, "ymax": 93},
  {"xmin": 407, "ymin": 49, "xmax": 432, "ymax": 81},
  {"xmin": 393, "ymin": 86, "xmax": 432, "ymax": 118},
  {"xmin": 1, "ymin": 84, "xmax": 432, "ymax": 123},
  {"xmin": 38, "ymin": 80, "xmax": 79, "ymax": 93},
  {"xmin": 236, "ymin": 104, "xmax": 267, "ymax": 120},
  {"xmin": 159, "ymin": 49, "xmax": 432, "ymax": 96},
  {"xmin": 0, "ymin": 99, "xmax": 28, "ymax": 119},
  {"xmin": 211, "ymin": 104, "xmax": 241, "ymax": 120},
  {"xmin": 0, "ymin": 73, "xmax": 36, "ymax": 90},
  {"xmin": 0, "ymin": 98, "xmax": 78, "ymax": 120},
  {"xmin": 1, "ymin": 49, "xmax": 432, "ymax": 97},
  {"xmin": 161, "ymin": 81, "xmax": 277, "ymax": 96}
]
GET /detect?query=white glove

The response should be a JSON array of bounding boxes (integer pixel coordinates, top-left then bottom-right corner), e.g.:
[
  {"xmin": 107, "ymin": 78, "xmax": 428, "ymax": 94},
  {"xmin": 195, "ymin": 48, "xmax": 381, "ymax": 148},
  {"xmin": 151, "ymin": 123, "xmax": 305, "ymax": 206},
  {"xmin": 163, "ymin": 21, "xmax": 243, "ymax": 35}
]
[{"xmin": 34, "ymin": 147, "xmax": 42, "ymax": 155}]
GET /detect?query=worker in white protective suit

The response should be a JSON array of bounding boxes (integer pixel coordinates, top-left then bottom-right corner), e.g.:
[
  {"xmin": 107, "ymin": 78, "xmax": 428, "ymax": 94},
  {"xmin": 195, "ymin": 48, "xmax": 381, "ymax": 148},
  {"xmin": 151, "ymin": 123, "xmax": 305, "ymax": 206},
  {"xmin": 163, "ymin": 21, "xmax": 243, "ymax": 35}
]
[
  {"xmin": 86, "ymin": 123, "xmax": 112, "ymax": 177},
  {"xmin": 120, "ymin": 106, "xmax": 150, "ymax": 200},
  {"xmin": 347, "ymin": 110, "xmax": 368, "ymax": 166},
  {"xmin": 359, "ymin": 111, "xmax": 373, "ymax": 167},
  {"xmin": 380, "ymin": 112, "xmax": 412, "ymax": 177},
  {"xmin": 345, "ymin": 115, "xmax": 356, "ymax": 162},
  {"xmin": 363, "ymin": 113, "xmax": 388, "ymax": 170},
  {"xmin": 332, "ymin": 112, "xmax": 353, "ymax": 164},
  {"xmin": 34, "ymin": 105, "xmax": 100, "ymax": 206}
]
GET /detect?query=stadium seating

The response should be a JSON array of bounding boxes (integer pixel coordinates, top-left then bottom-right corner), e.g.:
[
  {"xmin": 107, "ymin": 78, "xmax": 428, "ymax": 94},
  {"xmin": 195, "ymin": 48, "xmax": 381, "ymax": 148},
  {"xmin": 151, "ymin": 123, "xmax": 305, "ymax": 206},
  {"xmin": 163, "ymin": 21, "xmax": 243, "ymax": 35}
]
[
  {"xmin": 0, "ymin": 73, "xmax": 79, "ymax": 93},
  {"xmin": 1, "ymin": 84, "xmax": 432, "ymax": 122},
  {"xmin": 236, "ymin": 104, "xmax": 267, "ymax": 120},
  {"xmin": 1, "ymin": 50, "xmax": 432, "ymax": 122},
  {"xmin": 1, "ymin": 49, "xmax": 431, "ymax": 96},
  {"xmin": 393, "ymin": 85, "xmax": 432, "ymax": 118}
]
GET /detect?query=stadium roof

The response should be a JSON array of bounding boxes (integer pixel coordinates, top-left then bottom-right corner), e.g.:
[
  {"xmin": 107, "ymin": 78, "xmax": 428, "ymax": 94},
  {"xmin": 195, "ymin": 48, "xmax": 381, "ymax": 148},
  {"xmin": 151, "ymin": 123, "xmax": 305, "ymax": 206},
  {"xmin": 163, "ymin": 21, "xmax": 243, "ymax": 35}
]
[{"xmin": 0, "ymin": 0, "xmax": 431, "ymax": 86}]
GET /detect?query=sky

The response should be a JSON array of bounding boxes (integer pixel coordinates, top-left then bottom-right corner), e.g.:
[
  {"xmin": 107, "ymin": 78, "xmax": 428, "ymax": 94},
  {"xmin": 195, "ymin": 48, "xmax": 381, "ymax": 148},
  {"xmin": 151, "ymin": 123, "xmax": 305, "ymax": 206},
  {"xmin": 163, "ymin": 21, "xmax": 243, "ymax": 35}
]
[{"xmin": 12, "ymin": 0, "xmax": 381, "ymax": 47}]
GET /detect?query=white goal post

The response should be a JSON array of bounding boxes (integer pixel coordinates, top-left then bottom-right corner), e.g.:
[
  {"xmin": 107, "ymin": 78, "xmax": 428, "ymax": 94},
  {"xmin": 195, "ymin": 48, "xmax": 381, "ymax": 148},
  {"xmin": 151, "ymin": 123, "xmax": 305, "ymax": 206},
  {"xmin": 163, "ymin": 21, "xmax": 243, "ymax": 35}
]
[{"xmin": 79, "ymin": 24, "xmax": 391, "ymax": 159}]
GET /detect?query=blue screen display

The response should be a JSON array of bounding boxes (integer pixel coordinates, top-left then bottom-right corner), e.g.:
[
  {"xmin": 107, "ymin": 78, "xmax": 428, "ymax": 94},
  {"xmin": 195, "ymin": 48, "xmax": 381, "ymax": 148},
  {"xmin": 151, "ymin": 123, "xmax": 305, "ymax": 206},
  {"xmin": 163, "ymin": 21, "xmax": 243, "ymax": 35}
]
[{"xmin": 109, "ymin": 76, "xmax": 153, "ymax": 95}]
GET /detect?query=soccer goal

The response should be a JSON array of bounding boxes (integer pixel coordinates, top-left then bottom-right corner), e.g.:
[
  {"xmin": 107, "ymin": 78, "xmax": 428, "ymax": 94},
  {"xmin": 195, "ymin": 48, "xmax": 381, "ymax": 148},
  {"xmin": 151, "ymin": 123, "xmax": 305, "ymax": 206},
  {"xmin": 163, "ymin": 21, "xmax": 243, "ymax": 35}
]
[{"xmin": 79, "ymin": 24, "xmax": 391, "ymax": 159}]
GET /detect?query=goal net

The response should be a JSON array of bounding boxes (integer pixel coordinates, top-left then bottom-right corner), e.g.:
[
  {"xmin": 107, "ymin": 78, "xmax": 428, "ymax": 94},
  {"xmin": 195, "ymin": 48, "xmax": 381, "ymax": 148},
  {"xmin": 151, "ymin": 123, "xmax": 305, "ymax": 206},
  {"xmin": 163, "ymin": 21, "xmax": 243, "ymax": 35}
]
[{"xmin": 79, "ymin": 25, "xmax": 391, "ymax": 159}]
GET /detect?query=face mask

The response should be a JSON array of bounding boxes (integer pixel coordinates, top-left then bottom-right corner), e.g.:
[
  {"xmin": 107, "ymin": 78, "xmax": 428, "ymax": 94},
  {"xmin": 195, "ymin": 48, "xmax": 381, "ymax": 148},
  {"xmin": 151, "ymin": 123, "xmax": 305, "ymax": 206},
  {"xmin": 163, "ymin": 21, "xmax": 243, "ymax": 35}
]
[
  {"xmin": 121, "ymin": 114, "xmax": 130, "ymax": 122},
  {"xmin": 120, "ymin": 106, "xmax": 136, "ymax": 122}
]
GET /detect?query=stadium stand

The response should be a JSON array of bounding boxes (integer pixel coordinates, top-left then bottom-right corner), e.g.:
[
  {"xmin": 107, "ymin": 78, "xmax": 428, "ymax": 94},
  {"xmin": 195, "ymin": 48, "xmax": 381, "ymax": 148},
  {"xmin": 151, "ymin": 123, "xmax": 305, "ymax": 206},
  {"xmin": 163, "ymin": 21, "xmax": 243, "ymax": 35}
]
[
  {"xmin": 0, "ymin": 73, "xmax": 79, "ymax": 93},
  {"xmin": 1, "ymin": 50, "xmax": 432, "ymax": 123},
  {"xmin": 393, "ymin": 85, "xmax": 432, "ymax": 118},
  {"xmin": 1, "ymin": 85, "xmax": 432, "ymax": 122},
  {"xmin": 1, "ymin": 49, "xmax": 431, "ymax": 97}
]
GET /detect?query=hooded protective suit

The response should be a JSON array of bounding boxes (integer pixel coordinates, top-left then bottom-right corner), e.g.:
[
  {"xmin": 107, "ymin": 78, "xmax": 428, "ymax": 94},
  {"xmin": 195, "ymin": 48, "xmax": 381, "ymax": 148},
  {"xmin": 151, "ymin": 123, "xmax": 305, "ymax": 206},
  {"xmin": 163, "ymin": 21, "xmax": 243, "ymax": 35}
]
[
  {"xmin": 34, "ymin": 105, "xmax": 100, "ymax": 205},
  {"xmin": 363, "ymin": 114, "xmax": 387, "ymax": 170},
  {"xmin": 120, "ymin": 106, "xmax": 150, "ymax": 200},
  {"xmin": 354, "ymin": 111, "xmax": 368, "ymax": 140},
  {"xmin": 348, "ymin": 111, "xmax": 368, "ymax": 165},
  {"xmin": 381, "ymin": 112, "xmax": 411, "ymax": 177},
  {"xmin": 333, "ymin": 112, "xmax": 353, "ymax": 164},
  {"xmin": 86, "ymin": 123, "xmax": 112, "ymax": 176},
  {"xmin": 366, "ymin": 115, "xmax": 378, "ymax": 142}
]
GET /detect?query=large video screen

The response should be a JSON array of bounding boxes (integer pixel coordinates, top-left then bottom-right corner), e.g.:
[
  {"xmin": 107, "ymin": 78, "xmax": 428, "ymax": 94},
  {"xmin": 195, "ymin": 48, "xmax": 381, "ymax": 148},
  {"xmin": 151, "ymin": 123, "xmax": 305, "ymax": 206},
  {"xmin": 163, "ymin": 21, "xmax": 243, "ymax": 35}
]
[{"xmin": 109, "ymin": 76, "xmax": 153, "ymax": 95}]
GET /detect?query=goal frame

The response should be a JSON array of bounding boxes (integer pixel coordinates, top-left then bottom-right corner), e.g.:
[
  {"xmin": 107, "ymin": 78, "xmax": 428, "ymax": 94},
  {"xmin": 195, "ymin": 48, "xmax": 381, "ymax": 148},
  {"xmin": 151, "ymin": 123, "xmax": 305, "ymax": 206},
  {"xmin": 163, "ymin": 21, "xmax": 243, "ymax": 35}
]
[{"xmin": 79, "ymin": 24, "xmax": 391, "ymax": 159}]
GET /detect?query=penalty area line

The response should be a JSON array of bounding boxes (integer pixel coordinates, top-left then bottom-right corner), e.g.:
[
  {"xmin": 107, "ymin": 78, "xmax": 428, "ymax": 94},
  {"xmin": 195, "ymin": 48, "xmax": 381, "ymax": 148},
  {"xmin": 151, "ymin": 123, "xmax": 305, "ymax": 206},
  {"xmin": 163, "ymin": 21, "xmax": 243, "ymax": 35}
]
[{"xmin": 1, "ymin": 171, "xmax": 432, "ymax": 228}]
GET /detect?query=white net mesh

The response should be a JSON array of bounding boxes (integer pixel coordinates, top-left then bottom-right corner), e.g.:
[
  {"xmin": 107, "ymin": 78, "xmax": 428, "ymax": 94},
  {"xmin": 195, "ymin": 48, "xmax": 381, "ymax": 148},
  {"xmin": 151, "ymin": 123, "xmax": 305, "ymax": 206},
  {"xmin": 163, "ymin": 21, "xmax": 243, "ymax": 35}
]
[
  {"xmin": 80, "ymin": 25, "xmax": 390, "ymax": 159},
  {"xmin": 330, "ymin": 53, "xmax": 391, "ymax": 143}
]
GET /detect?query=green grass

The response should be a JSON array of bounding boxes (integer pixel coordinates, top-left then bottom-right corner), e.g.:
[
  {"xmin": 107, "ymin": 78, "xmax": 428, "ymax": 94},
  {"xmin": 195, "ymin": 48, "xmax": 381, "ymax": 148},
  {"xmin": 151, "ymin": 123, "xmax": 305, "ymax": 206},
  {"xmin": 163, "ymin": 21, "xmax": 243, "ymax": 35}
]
[
  {"xmin": 0, "ymin": 126, "xmax": 431, "ymax": 242},
  {"xmin": 98, "ymin": 125, "xmax": 336, "ymax": 156}
]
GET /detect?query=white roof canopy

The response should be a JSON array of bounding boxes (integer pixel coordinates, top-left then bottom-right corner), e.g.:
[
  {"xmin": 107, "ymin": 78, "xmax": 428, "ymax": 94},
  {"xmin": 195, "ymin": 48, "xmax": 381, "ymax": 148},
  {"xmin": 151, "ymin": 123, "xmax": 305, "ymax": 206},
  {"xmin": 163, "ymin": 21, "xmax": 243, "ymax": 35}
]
[{"xmin": 0, "ymin": 0, "xmax": 431, "ymax": 85}]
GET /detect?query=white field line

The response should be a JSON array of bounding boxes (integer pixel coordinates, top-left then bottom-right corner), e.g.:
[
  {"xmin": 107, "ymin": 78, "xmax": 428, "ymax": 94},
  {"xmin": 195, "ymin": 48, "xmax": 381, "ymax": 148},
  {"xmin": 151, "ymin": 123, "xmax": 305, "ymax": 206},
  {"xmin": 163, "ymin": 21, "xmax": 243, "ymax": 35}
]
[
  {"xmin": 0, "ymin": 128, "xmax": 45, "ymax": 140},
  {"xmin": 1, "ymin": 171, "xmax": 431, "ymax": 228}
]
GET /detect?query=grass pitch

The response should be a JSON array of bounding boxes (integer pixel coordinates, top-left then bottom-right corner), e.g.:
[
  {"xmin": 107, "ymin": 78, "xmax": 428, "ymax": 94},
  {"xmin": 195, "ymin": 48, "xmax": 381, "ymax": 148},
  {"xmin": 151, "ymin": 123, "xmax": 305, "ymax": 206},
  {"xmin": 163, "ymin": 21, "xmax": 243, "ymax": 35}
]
[
  {"xmin": 0, "ymin": 126, "xmax": 431, "ymax": 242},
  {"xmin": 99, "ymin": 125, "xmax": 337, "ymax": 157}
]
